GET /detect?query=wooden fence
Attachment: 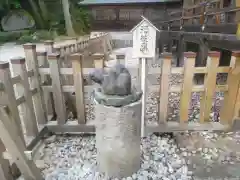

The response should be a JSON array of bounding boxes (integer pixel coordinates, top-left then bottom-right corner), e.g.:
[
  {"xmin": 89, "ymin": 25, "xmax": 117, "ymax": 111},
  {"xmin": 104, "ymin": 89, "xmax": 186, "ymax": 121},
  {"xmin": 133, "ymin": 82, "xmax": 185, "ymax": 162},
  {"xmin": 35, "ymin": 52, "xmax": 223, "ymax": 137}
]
[
  {"xmin": 0, "ymin": 33, "xmax": 112, "ymax": 180},
  {"xmin": 162, "ymin": 0, "xmax": 239, "ymax": 34},
  {"xmin": 0, "ymin": 31, "xmax": 240, "ymax": 179}
]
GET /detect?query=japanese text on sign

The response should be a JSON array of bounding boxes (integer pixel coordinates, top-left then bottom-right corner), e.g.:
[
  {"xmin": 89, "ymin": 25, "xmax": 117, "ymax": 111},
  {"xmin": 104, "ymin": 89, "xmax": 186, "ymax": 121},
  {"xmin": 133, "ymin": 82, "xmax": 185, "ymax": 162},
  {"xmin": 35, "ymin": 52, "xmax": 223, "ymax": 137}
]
[{"xmin": 139, "ymin": 24, "xmax": 149, "ymax": 54}]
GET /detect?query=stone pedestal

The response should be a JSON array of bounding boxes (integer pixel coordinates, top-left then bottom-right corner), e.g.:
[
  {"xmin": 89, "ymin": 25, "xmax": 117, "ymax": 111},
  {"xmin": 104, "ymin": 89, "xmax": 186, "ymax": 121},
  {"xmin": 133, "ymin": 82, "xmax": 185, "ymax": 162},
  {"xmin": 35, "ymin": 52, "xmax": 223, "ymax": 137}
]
[{"xmin": 94, "ymin": 99, "xmax": 141, "ymax": 178}]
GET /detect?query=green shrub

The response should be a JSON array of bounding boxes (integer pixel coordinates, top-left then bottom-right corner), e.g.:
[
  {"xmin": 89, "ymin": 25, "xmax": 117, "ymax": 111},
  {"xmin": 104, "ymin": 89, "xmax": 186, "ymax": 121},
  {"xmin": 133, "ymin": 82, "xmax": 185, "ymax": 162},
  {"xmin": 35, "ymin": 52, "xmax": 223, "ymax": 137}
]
[
  {"xmin": 16, "ymin": 34, "xmax": 39, "ymax": 44},
  {"xmin": 0, "ymin": 31, "xmax": 22, "ymax": 43},
  {"xmin": 32, "ymin": 30, "xmax": 56, "ymax": 40}
]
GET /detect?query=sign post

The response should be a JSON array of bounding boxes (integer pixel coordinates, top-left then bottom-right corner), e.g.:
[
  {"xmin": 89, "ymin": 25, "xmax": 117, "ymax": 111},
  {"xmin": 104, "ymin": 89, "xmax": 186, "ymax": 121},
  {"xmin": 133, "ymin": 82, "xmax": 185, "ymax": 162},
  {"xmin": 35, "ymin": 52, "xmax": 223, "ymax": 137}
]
[{"xmin": 131, "ymin": 16, "xmax": 159, "ymax": 137}]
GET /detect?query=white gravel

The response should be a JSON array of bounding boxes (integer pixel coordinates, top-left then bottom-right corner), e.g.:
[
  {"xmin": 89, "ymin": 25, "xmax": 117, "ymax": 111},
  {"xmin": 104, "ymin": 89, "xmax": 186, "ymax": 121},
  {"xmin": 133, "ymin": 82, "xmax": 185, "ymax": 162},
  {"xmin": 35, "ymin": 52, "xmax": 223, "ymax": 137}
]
[{"xmin": 40, "ymin": 134, "xmax": 192, "ymax": 180}]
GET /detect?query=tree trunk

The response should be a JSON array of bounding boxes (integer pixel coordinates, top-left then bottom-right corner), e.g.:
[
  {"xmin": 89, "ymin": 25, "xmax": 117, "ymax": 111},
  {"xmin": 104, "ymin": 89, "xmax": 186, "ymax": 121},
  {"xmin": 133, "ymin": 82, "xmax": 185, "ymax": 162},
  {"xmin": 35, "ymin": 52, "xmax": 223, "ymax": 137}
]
[
  {"xmin": 27, "ymin": 0, "xmax": 45, "ymax": 29},
  {"xmin": 38, "ymin": 0, "xmax": 48, "ymax": 22},
  {"xmin": 61, "ymin": 0, "xmax": 75, "ymax": 36}
]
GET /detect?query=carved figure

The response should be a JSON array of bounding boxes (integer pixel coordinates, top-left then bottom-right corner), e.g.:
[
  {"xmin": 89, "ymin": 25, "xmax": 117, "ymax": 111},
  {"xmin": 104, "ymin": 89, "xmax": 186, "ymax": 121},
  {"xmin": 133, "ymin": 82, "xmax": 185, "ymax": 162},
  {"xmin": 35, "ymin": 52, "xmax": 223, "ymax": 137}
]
[{"xmin": 89, "ymin": 64, "xmax": 142, "ymax": 107}]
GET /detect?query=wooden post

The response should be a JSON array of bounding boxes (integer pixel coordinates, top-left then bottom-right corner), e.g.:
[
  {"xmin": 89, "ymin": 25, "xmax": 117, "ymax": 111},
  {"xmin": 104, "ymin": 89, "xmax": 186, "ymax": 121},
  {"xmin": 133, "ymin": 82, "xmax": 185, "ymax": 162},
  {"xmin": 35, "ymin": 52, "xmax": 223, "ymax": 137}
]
[
  {"xmin": 0, "ymin": 106, "xmax": 43, "ymax": 180},
  {"xmin": 235, "ymin": 0, "xmax": 240, "ymax": 39},
  {"xmin": 78, "ymin": 40, "xmax": 82, "ymax": 52},
  {"xmin": 71, "ymin": 44, "xmax": 75, "ymax": 53},
  {"xmin": 180, "ymin": 52, "xmax": 196, "ymax": 123},
  {"xmin": 76, "ymin": 38, "xmax": 80, "ymax": 52},
  {"xmin": 63, "ymin": 46, "xmax": 68, "ymax": 64},
  {"xmin": 37, "ymin": 51, "xmax": 48, "ymax": 68},
  {"xmin": 71, "ymin": 53, "xmax": 85, "ymax": 124},
  {"xmin": 176, "ymin": 34, "xmax": 185, "ymax": 67},
  {"xmin": 220, "ymin": 52, "xmax": 240, "ymax": 124},
  {"xmin": 44, "ymin": 40, "xmax": 54, "ymax": 53},
  {"xmin": 53, "ymin": 47, "xmax": 61, "ymax": 54},
  {"xmin": 106, "ymin": 34, "xmax": 112, "ymax": 52},
  {"xmin": 93, "ymin": 53, "xmax": 104, "ymax": 68},
  {"xmin": 74, "ymin": 38, "xmax": 78, "ymax": 52},
  {"xmin": 0, "ymin": 62, "xmax": 25, "ymax": 145},
  {"xmin": 159, "ymin": 53, "xmax": 172, "ymax": 124},
  {"xmin": 36, "ymin": 52, "xmax": 55, "ymax": 119},
  {"xmin": 43, "ymin": 41, "xmax": 56, "ymax": 119},
  {"xmin": 0, "ymin": 139, "xmax": 13, "ymax": 180},
  {"xmin": 140, "ymin": 57, "xmax": 147, "ymax": 137},
  {"xmin": 66, "ymin": 45, "xmax": 70, "ymax": 55},
  {"xmin": 48, "ymin": 53, "xmax": 67, "ymax": 124},
  {"xmin": 116, "ymin": 54, "xmax": 125, "ymax": 65},
  {"xmin": 60, "ymin": 47, "xmax": 65, "ymax": 59},
  {"xmin": 11, "ymin": 58, "xmax": 39, "ymax": 136},
  {"xmin": 68, "ymin": 45, "xmax": 72, "ymax": 54},
  {"xmin": 196, "ymin": 38, "xmax": 209, "ymax": 67},
  {"xmin": 199, "ymin": 52, "xmax": 220, "ymax": 123},
  {"xmin": 102, "ymin": 37, "xmax": 108, "ymax": 61},
  {"xmin": 23, "ymin": 44, "xmax": 47, "ymax": 125}
]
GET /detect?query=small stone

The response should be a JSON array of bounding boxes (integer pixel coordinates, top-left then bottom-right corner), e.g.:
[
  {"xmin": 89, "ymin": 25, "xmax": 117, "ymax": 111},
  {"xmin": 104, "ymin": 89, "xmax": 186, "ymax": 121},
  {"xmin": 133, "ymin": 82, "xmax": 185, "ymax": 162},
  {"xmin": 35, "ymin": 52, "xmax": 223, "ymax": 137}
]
[
  {"xmin": 45, "ymin": 135, "xmax": 56, "ymax": 143},
  {"xmin": 182, "ymin": 152, "xmax": 188, "ymax": 157},
  {"xmin": 206, "ymin": 167, "xmax": 211, "ymax": 173},
  {"xmin": 35, "ymin": 160, "xmax": 45, "ymax": 169},
  {"xmin": 132, "ymin": 173, "xmax": 137, "ymax": 179},
  {"xmin": 187, "ymin": 159, "xmax": 191, "ymax": 165},
  {"xmin": 203, "ymin": 148, "xmax": 208, "ymax": 153}
]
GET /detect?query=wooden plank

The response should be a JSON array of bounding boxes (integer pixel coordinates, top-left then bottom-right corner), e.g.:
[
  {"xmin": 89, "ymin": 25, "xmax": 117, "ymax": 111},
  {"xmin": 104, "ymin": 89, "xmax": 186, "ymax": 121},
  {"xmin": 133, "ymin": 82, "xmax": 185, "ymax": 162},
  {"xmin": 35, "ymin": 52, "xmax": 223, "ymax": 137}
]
[
  {"xmin": 41, "ymin": 84, "xmax": 228, "ymax": 94},
  {"xmin": 146, "ymin": 121, "xmax": 229, "ymax": 134},
  {"xmin": 0, "ymin": 106, "xmax": 43, "ymax": 180},
  {"xmin": 199, "ymin": 52, "xmax": 220, "ymax": 123},
  {"xmin": 26, "ymin": 126, "xmax": 48, "ymax": 151},
  {"xmin": 180, "ymin": 52, "xmax": 196, "ymax": 123},
  {"xmin": 46, "ymin": 120, "xmax": 95, "ymax": 133},
  {"xmin": 0, "ymin": 82, "xmax": 4, "ymax": 91},
  {"xmin": 0, "ymin": 62, "xmax": 25, "ymax": 146},
  {"xmin": 16, "ymin": 96, "xmax": 25, "ymax": 106},
  {"xmin": 71, "ymin": 54, "xmax": 86, "ymax": 124},
  {"xmin": 27, "ymin": 70, "xmax": 34, "ymax": 77},
  {"xmin": 23, "ymin": 44, "xmax": 47, "ymax": 125},
  {"xmin": 220, "ymin": 52, "xmax": 240, "ymax": 124},
  {"xmin": 159, "ymin": 53, "xmax": 172, "ymax": 124},
  {"xmin": 22, "ymin": 66, "xmax": 234, "ymax": 77},
  {"xmin": 12, "ymin": 75, "xmax": 21, "ymax": 85},
  {"xmin": 11, "ymin": 58, "xmax": 39, "ymax": 137},
  {"xmin": 48, "ymin": 53, "xmax": 67, "ymax": 124},
  {"xmin": 234, "ymin": 88, "xmax": 240, "ymax": 118},
  {"xmin": 0, "ymin": 139, "xmax": 13, "ymax": 180},
  {"xmin": 93, "ymin": 53, "xmax": 104, "ymax": 68}
]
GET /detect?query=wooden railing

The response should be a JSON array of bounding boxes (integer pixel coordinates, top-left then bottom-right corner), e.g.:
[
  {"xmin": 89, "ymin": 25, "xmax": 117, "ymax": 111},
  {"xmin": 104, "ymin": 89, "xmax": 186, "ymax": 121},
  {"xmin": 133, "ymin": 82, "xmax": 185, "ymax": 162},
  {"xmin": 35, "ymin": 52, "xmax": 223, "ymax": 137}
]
[
  {"xmin": 163, "ymin": 0, "xmax": 239, "ymax": 30},
  {"xmin": 0, "ymin": 33, "xmax": 112, "ymax": 180}
]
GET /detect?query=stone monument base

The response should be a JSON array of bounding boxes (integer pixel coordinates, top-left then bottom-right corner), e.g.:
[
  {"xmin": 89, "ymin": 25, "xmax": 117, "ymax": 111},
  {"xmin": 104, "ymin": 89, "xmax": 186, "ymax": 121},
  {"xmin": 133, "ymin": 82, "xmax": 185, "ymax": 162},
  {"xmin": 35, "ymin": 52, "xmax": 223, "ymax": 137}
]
[{"xmin": 94, "ymin": 99, "xmax": 141, "ymax": 178}]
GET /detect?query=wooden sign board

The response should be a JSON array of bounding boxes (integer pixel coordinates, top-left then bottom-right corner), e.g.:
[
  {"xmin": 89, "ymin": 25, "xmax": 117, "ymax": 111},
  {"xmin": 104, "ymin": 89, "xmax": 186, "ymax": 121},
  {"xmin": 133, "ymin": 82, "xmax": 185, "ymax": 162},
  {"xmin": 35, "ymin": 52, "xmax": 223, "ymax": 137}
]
[{"xmin": 131, "ymin": 16, "xmax": 159, "ymax": 58}]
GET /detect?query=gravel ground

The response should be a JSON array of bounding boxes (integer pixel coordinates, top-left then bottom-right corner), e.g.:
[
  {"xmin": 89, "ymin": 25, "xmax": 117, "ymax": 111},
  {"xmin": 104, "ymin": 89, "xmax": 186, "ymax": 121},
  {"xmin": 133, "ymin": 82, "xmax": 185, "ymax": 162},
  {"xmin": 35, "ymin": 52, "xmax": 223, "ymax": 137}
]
[
  {"xmin": 175, "ymin": 131, "xmax": 240, "ymax": 179},
  {"xmin": 38, "ymin": 133, "xmax": 193, "ymax": 180},
  {"xmin": 31, "ymin": 131, "xmax": 240, "ymax": 180}
]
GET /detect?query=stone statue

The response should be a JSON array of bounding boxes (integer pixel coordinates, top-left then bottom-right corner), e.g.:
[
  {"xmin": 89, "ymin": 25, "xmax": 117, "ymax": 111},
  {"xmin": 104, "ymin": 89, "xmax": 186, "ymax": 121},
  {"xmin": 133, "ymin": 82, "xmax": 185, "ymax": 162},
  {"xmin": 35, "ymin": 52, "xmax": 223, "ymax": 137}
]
[
  {"xmin": 89, "ymin": 64, "xmax": 142, "ymax": 107},
  {"xmin": 91, "ymin": 63, "xmax": 142, "ymax": 178}
]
